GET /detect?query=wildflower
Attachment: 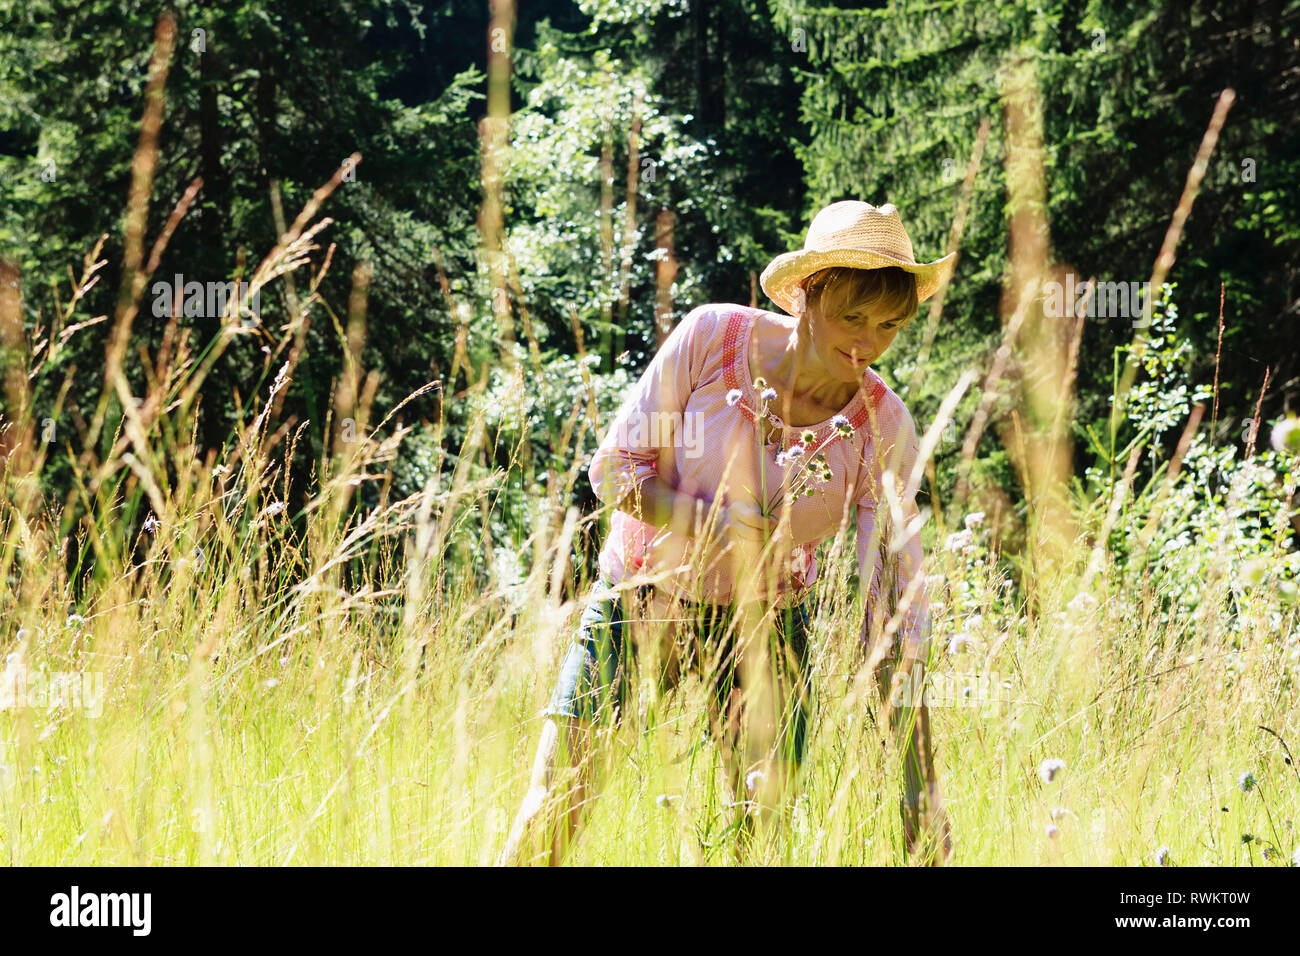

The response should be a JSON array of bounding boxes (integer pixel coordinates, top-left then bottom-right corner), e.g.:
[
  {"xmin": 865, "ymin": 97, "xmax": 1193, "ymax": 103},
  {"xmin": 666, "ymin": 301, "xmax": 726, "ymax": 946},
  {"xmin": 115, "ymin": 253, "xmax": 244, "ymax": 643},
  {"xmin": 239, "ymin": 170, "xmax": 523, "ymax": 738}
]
[
  {"xmin": 1238, "ymin": 771, "xmax": 1255, "ymax": 793},
  {"xmin": 811, "ymin": 455, "xmax": 832, "ymax": 484},
  {"xmin": 142, "ymin": 514, "xmax": 160, "ymax": 534},
  {"xmin": 1270, "ymin": 416, "xmax": 1300, "ymax": 455},
  {"xmin": 1045, "ymin": 824, "xmax": 1059, "ymax": 839},
  {"xmin": 1263, "ymin": 846, "xmax": 1274, "ymax": 861},
  {"xmin": 655, "ymin": 794, "xmax": 674, "ymax": 809},
  {"xmin": 803, "ymin": 487, "xmax": 814, "ymax": 497},
  {"xmin": 786, "ymin": 443, "xmax": 806, "ymax": 460},
  {"xmin": 963, "ymin": 511, "xmax": 985, "ymax": 530},
  {"xmin": 761, "ymin": 387, "xmax": 778, "ymax": 402},
  {"xmin": 65, "ymin": 614, "xmax": 85, "ymax": 629},
  {"xmin": 945, "ymin": 529, "xmax": 974, "ymax": 554},
  {"xmin": 262, "ymin": 678, "xmax": 280, "ymax": 690},
  {"xmin": 1155, "ymin": 845, "xmax": 1172, "ymax": 866},
  {"xmin": 775, "ymin": 450, "xmax": 790, "ymax": 467},
  {"xmin": 1039, "ymin": 757, "xmax": 1066, "ymax": 784},
  {"xmin": 831, "ymin": 414, "xmax": 853, "ymax": 438},
  {"xmin": 801, "ymin": 430, "xmax": 816, "ymax": 445},
  {"xmin": 265, "ymin": 501, "xmax": 286, "ymax": 517},
  {"xmin": 752, "ymin": 376, "xmax": 768, "ymax": 391},
  {"xmin": 726, "ymin": 388, "xmax": 742, "ymax": 407},
  {"xmin": 946, "ymin": 634, "xmax": 969, "ymax": 655},
  {"xmin": 745, "ymin": 769, "xmax": 765, "ymax": 793}
]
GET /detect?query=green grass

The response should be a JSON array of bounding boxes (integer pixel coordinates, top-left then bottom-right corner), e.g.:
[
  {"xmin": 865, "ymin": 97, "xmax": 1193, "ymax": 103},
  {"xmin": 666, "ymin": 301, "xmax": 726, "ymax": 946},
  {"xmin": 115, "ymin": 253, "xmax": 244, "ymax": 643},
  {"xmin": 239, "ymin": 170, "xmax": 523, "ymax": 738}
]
[
  {"xmin": 1, "ymin": 26, "xmax": 1295, "ymax": 863},
  {"xmin": 1, "ymin": 405, "xmax": 1295, "ymax": 865}
]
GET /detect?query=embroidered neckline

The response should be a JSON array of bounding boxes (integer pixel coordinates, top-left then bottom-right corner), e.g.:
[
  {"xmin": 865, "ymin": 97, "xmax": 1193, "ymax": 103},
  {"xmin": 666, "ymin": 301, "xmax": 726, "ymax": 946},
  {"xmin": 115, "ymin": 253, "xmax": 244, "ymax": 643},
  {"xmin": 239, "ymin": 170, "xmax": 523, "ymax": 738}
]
[{"xmin": 721, "ymin": 306, "xmax": 885, "ymax": 446}]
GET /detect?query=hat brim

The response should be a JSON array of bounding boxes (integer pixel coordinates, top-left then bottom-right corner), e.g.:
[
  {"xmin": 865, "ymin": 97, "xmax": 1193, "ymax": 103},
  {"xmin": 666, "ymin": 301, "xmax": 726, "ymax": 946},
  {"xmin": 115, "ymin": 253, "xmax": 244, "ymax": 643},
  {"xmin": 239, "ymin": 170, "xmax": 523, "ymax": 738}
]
[{"xmin": 759, "ymin": 247, "xmax": 956, "ymax": 316}]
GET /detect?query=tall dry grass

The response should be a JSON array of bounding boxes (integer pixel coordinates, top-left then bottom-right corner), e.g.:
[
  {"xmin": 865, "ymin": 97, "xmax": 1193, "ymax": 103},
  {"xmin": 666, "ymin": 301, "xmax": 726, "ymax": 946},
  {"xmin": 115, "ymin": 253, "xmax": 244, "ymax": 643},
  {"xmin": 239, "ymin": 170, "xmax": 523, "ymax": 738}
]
[{"xmin": 0, "ymin": 16, "xmax": 1296, "ymax": 866}]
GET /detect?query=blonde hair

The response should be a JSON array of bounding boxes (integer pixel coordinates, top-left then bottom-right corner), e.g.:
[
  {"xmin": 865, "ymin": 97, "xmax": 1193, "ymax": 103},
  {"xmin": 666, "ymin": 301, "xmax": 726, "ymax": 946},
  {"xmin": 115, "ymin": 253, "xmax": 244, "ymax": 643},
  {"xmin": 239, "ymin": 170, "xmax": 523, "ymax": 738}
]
[{"xmin": 801, "ymin": 266, "xmax": 919, "ymax": 326}]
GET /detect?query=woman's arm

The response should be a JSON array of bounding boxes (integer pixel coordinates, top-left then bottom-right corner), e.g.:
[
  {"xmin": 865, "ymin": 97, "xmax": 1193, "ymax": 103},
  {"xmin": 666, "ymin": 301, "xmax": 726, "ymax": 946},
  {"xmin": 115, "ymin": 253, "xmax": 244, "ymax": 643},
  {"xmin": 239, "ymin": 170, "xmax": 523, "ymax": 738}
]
[
  {"xmin": 587, "ymin": 304, "xmax": 772, "ymax": 550},
  {"xmin": 608, "ymin": 474, "xmax": 707, "ymax": 540},
  {"xmin": 588, "ymin": 305, "xmax": 712, "ymax": 512},
  {"xmin": 610, "ymin": 474, "xmax": 772, "ymax": 547}
]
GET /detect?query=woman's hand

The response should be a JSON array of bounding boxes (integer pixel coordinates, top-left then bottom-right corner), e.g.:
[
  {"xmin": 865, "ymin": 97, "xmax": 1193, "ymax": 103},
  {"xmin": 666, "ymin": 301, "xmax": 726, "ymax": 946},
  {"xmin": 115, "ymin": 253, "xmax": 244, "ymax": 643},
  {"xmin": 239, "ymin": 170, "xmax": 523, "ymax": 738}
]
[{"xmin": 695, "ymin": 499, "xmax": 777, "ymax": 553}]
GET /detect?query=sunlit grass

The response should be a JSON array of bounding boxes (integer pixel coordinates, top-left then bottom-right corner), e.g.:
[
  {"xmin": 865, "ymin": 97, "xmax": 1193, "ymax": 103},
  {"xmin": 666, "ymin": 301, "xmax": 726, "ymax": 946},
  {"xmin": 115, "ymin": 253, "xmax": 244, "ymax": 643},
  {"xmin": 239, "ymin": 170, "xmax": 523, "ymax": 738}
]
[{"xmin": 1, "ymin": 14, "xmax": 1296, "ymax": 868}]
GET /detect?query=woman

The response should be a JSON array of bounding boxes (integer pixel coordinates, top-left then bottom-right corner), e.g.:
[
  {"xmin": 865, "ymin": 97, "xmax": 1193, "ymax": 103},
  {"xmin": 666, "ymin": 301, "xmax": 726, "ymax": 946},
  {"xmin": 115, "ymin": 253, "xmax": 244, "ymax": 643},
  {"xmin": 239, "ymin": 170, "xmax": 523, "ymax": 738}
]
[{"xmin": 497, "ymin": 200, "xmax": 954, "ymax": 865}]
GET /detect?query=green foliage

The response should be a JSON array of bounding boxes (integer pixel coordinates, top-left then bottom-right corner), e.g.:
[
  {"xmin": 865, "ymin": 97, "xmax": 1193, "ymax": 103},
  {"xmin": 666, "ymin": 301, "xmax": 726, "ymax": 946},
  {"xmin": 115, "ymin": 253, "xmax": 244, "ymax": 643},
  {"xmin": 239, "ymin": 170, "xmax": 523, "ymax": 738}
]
[{"xmin": 774, "ymin": 0, "xmax": 1300, "ymax": 473}]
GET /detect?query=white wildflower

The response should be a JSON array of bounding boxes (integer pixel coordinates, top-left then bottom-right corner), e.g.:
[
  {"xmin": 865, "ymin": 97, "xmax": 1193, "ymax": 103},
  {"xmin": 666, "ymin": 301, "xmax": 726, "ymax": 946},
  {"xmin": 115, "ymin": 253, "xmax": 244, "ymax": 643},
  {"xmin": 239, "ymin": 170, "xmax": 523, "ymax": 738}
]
[
  {"xmin": 1038, "ymin": 757, "xmax": 1066, "ymax": 784},
  {"xmin": 945, "ymin": 529, "xmax": 974, "ymax": 554},
  {"xmin": 963, "ymin": 511, "xmax": 985, "ymax": 530}
]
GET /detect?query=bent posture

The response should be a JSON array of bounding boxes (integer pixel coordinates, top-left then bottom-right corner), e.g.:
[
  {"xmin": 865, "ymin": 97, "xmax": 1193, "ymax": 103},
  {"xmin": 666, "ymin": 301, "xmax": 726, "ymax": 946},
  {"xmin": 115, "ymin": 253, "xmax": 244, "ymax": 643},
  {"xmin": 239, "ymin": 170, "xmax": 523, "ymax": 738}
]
[{"xmin": 498, "ymin": 201, "xmax": 955, "ymax": 865}]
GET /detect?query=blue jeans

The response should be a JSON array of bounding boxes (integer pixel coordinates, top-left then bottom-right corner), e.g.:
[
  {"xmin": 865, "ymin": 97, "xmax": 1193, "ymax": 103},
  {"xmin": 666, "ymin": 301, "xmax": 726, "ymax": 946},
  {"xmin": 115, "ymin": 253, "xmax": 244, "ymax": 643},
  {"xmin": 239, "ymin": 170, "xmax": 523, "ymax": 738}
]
[{"xmin": 543, "ymin": 577, "xmax": 815, "ymax": 765}]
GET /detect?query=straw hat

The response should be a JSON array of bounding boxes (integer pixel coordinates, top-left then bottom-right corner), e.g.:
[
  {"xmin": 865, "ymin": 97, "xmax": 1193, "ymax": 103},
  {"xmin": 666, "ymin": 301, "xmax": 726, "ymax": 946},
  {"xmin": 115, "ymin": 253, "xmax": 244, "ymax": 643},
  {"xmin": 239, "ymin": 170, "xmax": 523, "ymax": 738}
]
[{"xmin": 759, "ymin": 200, "xmax": 956, "ymax": 315}]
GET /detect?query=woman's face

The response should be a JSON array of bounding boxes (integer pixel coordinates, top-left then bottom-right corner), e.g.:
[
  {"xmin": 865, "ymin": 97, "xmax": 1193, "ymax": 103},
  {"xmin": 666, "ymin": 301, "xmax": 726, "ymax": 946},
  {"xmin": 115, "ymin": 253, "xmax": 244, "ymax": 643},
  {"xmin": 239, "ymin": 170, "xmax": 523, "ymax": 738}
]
[{"xmin": 804, "ymin": 293, "xmax": 906, "ymax": 382}]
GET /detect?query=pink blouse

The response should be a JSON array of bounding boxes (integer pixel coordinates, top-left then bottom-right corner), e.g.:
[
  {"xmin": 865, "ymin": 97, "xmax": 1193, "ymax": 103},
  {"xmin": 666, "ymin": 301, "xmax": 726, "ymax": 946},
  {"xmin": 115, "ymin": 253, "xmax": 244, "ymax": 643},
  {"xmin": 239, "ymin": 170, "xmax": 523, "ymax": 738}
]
[{"xmin": 588, "ymin": 303, "xmax": 931, "ymax": 658}]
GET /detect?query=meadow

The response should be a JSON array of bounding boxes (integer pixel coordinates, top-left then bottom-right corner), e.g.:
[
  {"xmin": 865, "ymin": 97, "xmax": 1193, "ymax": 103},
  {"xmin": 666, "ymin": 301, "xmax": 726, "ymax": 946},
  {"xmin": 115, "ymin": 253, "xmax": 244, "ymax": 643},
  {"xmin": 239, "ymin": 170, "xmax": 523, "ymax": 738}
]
[
  {"xmin": 3, "ymin": 211, "xmax": 1297, "ymax": 867},
  {"xmin": 1, "ymin": 12, "xmax": 1297, "ymax": 868}
]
